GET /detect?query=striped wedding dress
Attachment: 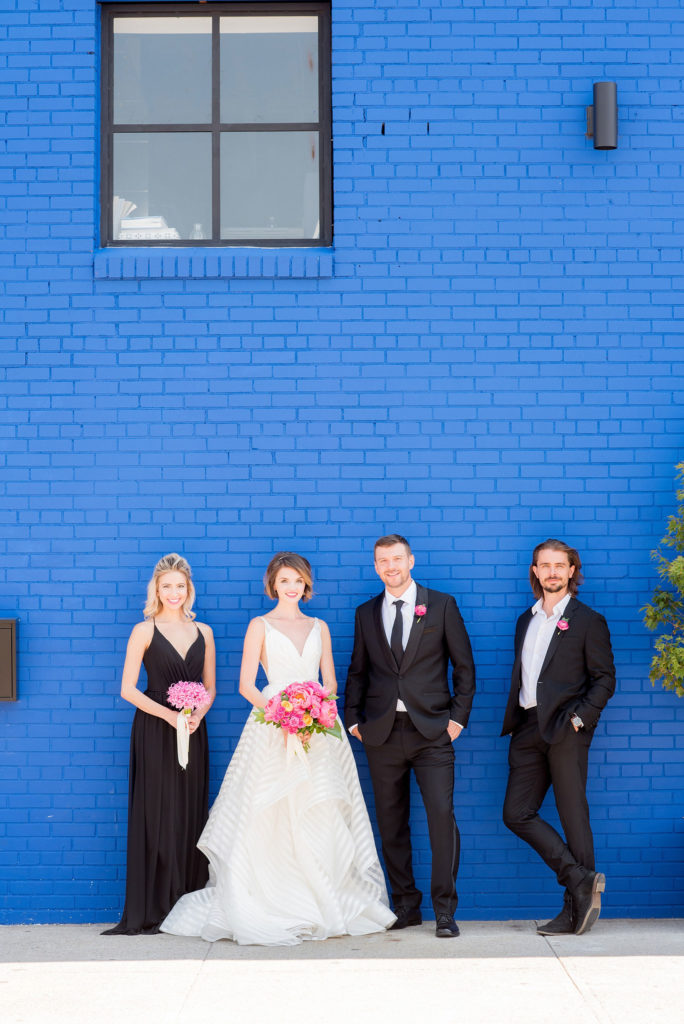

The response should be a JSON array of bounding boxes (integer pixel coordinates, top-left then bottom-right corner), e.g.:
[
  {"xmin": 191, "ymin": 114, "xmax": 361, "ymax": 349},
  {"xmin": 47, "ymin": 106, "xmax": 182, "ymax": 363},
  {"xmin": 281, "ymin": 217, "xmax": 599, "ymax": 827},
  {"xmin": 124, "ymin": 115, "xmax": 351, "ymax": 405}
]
[{"xmin": 161, "ymin": 617, "xmax": 395, "ymax": 945}]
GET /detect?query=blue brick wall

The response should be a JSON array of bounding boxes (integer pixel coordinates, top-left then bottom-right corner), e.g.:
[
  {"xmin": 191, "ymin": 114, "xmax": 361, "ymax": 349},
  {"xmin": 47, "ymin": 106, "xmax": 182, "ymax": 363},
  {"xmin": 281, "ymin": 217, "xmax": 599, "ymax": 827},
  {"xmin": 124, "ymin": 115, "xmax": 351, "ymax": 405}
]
[{"xmin": 1, "ymin": 0, "xmax": 683, "ymax": 923}]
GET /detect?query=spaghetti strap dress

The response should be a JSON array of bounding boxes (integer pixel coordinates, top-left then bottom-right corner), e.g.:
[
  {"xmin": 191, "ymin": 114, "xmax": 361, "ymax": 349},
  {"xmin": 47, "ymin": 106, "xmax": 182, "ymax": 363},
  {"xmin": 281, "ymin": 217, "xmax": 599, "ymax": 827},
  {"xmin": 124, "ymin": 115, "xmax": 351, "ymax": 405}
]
[
  {"xmin": 161, "ymin": 617, "xmax": 395, "ymax": 945},
  {"xmin": 103, "ymin": 624, "xmax": 210, "ymax": 935}
]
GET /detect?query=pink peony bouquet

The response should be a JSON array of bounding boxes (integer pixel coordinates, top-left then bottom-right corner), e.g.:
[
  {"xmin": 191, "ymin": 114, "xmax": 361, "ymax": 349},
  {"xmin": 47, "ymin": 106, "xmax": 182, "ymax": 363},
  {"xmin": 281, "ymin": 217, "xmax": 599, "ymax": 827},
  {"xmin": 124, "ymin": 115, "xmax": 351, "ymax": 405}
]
[
  {"xmin": 167, "ymin": 682, "xmax": 211, "ymax": 770},
  {"xmin": 167, "ymin": 681, "xmax": 212, "ymax": 717},
  {"xmin": 253, "ymin": 680, "xmax": 341, "ymax": 751}
]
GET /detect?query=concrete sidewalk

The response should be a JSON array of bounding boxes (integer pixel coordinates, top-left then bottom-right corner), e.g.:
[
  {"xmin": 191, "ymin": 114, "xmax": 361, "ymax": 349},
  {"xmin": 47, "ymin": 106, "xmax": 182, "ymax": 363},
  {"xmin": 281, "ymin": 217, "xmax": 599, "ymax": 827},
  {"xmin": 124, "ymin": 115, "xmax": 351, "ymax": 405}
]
[{"xmin": 2, "ymin": 920, "xmax": 683, "ymax": 1024}]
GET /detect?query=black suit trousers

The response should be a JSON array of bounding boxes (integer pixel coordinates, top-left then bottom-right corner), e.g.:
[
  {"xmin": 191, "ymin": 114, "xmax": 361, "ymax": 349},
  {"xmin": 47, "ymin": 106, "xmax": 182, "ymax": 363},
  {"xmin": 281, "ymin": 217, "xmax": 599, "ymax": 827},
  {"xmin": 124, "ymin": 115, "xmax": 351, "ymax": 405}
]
[
  {"xmin": 503, "ymin": 709, "xmax": 595, "ymax": 892},
  {"xmin": 363, "ymin": 713, "xmax": 459, "ymax": 918}
]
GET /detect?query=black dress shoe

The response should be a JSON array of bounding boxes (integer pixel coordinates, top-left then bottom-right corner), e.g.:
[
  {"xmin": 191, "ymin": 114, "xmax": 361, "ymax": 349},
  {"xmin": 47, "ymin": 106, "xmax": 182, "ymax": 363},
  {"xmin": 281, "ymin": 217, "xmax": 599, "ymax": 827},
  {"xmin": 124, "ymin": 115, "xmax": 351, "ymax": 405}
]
[
  {"xmin": 537, "ymin": 898, "xmax": 574, "ymax": 936},
  {"xmin": 572, "ymin": 871, "xmax": 605, "ymax": 935},
  {"xmin": 435, "ymin": 915, "xmax": 460, "ymax": 938},
  {"xmin": 389, "ymin": 907, "xmax": 422, "ymax": 930}
]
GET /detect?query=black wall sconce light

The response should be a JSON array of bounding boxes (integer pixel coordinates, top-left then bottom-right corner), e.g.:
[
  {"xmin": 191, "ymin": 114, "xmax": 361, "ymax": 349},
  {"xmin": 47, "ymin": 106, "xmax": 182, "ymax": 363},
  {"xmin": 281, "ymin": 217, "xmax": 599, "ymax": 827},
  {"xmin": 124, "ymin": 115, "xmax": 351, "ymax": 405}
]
[{"xmin": 586, "ymin": 82, "xmax": 618, "ymax": 150}]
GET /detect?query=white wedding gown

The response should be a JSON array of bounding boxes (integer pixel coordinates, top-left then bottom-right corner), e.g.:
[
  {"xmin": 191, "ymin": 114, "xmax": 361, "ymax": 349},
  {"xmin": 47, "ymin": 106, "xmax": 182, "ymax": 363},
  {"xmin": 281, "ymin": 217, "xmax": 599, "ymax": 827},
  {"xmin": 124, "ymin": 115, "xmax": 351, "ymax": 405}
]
[{"xmin": 161, "ymin": 618, "xmax": 395, "ymax": 945}]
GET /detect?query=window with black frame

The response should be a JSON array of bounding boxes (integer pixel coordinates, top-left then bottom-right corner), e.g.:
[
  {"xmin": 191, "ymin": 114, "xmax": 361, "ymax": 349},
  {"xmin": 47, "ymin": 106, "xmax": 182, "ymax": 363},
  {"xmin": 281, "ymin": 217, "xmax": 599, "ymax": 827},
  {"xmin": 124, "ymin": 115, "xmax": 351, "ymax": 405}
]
[{"xmin": 101, "ymin": 3, "xmax": 331, "ymax": 246}]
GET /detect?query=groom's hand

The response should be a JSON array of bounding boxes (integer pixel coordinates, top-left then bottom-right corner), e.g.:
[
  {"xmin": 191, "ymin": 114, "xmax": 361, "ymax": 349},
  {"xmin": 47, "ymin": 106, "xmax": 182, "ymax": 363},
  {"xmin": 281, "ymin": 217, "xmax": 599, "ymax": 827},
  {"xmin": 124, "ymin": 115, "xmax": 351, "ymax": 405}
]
[
  {"xmin": 447, "ymin": 721, "xmax": 463, "ymax": 741},
  {"xmin": 350, "ymin": 726, "xmax": 362, "ymax": 741}
]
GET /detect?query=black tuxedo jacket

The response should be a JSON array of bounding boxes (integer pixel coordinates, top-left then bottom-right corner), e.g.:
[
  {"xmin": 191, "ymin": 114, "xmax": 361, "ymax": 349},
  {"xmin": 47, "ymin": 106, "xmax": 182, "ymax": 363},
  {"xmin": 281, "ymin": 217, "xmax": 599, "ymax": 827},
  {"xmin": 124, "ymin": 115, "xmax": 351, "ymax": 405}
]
[
  {"xmin": 344, "ymin": 584, "xmax": 476, "ymax": 746},
  {"xmin": 500, "ymin": 597, "xmax": 616, "ymax": 744}
]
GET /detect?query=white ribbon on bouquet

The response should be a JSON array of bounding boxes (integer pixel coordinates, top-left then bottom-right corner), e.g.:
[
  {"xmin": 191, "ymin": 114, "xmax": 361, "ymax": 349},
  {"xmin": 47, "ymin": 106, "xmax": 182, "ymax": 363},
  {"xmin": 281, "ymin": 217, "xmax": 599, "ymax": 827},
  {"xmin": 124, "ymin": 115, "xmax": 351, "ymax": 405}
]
[
  {"xmin": 285, "ymin": 729, "xmax": 308, "ymax": 765},
  {"xmin": 176, "ymin": 710, "xmax": 191, "ymax": 769}
]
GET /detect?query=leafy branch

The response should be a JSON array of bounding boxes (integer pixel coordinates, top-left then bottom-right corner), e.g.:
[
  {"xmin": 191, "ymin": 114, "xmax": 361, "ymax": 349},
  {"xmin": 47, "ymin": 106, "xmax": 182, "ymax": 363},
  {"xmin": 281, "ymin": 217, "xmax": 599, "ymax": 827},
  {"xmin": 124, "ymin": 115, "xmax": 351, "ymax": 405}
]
[{"xmin": 642, "ymin": 463, "xmax": 684, "ymax": 697}]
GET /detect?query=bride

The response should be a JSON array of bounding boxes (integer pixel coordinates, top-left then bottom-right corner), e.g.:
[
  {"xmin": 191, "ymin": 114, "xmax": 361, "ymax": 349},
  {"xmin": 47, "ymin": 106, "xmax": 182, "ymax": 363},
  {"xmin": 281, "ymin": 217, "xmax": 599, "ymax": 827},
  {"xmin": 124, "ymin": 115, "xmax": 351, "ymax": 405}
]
[{"xmin": 161, "ymin": 552, "xmax": 396, "ymax": 945}]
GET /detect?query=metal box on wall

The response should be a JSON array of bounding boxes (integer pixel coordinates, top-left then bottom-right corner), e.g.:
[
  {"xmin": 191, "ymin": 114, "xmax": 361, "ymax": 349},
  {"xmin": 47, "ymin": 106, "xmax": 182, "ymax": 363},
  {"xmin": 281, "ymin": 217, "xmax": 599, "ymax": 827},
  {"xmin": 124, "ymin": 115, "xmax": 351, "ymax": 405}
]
[{"xmin": 0, "ymin": 619, "xmax": 17, "ymax": 701}]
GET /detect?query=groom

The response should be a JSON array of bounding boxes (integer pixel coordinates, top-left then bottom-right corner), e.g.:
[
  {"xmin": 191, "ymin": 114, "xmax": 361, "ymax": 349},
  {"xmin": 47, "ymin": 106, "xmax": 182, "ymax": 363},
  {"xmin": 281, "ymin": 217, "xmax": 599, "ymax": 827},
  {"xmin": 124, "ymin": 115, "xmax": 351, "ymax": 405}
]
[{"xmin": 344, "ymin": 535, "xmax": 475, "ymax": 937}]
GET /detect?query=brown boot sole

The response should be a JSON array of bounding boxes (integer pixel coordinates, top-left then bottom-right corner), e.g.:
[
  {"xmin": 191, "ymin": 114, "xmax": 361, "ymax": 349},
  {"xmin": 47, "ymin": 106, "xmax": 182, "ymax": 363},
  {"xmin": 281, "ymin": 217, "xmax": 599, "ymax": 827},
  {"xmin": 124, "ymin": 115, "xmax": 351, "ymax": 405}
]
[{"xmin": 575, "ymin": 873, "xmax": 605, "ymax": 935}]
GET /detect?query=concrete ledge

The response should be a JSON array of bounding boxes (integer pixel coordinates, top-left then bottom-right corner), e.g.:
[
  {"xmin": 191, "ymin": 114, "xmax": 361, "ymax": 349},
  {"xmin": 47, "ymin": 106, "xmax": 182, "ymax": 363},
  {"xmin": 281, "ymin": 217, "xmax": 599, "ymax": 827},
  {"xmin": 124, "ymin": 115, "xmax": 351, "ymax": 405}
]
[{"xmin": 93, "ymin": 247, "xmax": 335, "ymax": 280}]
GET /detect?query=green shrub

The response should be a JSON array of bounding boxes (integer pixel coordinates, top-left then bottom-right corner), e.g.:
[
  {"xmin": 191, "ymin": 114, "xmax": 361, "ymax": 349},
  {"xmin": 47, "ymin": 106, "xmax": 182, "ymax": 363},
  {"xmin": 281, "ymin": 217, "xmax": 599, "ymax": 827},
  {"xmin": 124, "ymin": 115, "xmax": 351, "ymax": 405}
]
[{"xmin": 643, "ymin": 462, "xmax": 684, "ymax": 697}]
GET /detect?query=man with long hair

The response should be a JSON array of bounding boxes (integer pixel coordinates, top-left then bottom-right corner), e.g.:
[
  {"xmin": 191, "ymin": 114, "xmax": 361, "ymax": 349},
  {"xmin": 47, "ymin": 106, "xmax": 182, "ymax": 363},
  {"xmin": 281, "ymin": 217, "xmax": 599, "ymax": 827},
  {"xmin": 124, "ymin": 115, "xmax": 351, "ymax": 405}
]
[{"xmin": 501, "ymin": 539, "xmax": 616, "ymax": 935}]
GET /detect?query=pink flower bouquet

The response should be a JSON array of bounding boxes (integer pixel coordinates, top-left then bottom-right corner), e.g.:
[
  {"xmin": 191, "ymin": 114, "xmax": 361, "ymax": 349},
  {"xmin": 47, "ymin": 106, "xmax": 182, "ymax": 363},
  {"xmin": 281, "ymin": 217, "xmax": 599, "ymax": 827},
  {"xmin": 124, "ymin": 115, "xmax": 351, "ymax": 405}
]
[
  {"xmin": 167, "ymin": 681, "xmax": 212, "ymax": 716},
  {"xmin": 253, "ymin": 680, "xmax": 342, "ymax": 751},
  {"xmin": 167, "ymin": 682, "xmax": 211, "ymax": 770}
]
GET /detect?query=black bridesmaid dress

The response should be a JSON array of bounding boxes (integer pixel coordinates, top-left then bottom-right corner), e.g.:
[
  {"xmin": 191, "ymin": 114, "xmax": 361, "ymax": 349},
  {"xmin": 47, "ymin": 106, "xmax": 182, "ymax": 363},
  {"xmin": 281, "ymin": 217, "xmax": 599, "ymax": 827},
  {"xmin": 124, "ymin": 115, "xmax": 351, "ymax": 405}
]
[{"xmin": 104, "ymin": 624, "xmax": 210, "ymax": 935}]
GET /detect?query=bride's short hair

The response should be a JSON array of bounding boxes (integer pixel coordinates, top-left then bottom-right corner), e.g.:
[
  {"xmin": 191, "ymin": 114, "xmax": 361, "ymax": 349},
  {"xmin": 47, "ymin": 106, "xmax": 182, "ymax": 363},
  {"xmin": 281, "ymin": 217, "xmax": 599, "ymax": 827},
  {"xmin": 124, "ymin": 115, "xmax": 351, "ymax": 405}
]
[
  {"xmin": 143, "ymin": 553, "xmax": 196, "ymax": 619},
  {"xmin": 264, "ymin": 552, "xmax": 313, "ymax": 602}
]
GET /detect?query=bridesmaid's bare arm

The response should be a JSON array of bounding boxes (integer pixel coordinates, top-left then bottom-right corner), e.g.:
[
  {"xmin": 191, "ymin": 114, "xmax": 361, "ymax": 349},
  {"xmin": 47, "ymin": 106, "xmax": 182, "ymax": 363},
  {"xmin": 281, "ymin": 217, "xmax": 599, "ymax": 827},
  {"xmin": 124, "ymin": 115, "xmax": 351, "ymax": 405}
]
[
  {"xmin": 318, "ymin": 619, "xmax": 338, "ymax": 696},
  {"xmin": 120, "ymin": 622, "xmax": 178, "ymax": 728},
  {"xmin": 238, "ymin": 618, "xmax": 268, "ymax": 709}
]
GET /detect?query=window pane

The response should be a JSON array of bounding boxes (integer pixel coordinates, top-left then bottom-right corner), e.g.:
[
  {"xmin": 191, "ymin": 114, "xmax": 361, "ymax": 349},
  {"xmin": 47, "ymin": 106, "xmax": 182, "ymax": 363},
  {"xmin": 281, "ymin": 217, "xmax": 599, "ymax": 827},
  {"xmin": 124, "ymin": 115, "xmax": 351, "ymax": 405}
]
[
  {"xmin": 113, "ymin": 133, "xmax": 212, "ymax": 241},
  {"xmin": 114, "ymin": 17, "xmax": 211, "ymax": 125},
  {"xmin": 220, "ymin": 16, "xmax": 318, "ymax": 124},
  {"xmin": 220, "ymin": 132, "xmax": 319, "ymax": 239}
]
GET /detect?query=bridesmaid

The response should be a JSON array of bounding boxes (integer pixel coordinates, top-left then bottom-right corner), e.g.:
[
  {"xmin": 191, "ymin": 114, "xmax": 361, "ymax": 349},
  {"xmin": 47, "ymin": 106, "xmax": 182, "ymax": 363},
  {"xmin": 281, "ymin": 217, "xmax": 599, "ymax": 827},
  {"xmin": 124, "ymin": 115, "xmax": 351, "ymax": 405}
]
[{"xmin": 104, "ymin": 553, "xmax": 216, "ymax": 935}]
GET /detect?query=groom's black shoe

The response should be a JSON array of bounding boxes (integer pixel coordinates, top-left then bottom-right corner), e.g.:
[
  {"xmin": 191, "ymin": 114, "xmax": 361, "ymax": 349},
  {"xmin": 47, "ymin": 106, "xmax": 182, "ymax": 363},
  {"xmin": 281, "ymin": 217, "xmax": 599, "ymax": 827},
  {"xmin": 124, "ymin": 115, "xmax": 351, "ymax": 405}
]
[
  {"xmin": 537, "ymin": 898, "xmax": 574, "ymax": 936},
  {"xmin": 435, "ymin": 915, "xmax": 460, "ymax": 938},
  {"xmin": 572, "ymin": 871, "xmax": 605, "ymax": 936},
  {"xmin": 390, "ymin": 907, "xmax": 422, "ymax": 930}
]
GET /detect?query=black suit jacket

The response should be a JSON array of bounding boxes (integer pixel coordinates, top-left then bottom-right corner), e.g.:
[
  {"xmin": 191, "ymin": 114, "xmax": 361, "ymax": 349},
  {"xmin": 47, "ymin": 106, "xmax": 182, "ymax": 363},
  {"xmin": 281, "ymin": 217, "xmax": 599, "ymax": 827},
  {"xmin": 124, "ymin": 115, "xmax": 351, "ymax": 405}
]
[
  {"xmin": 344, "ymin": 584, "xmax": 476, "ymax": 746},
  {"xmin": 500, "ymin": 597, "xmax": 616, "ymax": 744}
]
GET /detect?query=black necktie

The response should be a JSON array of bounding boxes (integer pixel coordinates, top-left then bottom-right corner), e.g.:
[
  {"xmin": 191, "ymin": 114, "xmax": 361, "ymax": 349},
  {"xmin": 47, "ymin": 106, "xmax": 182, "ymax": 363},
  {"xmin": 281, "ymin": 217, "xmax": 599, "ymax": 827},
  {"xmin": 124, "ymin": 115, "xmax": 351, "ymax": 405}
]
[{"xmin": 390, "ymin": 599, "xmax": 404, "ymax": 667}]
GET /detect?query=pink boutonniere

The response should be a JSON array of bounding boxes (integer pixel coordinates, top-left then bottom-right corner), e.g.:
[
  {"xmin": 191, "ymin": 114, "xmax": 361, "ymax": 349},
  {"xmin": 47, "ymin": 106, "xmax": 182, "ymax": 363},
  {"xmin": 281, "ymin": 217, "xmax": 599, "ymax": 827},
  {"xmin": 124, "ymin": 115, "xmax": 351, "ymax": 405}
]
[
  {"xmin": 415, "ymin": 605, "xmax": 427, "ymax": 618},
  {"xmin": 557, "ymin": 618, "xmax": 569, "ymax": 632}
]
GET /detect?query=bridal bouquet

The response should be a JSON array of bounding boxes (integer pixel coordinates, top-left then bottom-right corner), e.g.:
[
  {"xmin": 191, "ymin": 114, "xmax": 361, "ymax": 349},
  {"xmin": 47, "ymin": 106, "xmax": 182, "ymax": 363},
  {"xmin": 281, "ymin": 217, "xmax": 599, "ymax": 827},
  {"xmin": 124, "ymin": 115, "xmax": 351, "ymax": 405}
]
[
  {"xmin": 167, "ymin": 681, "xmax": 211, "ymax": 769},
  {"xmin": 253, "ymin": 680, "xmax": 341, "ymax": 752}
]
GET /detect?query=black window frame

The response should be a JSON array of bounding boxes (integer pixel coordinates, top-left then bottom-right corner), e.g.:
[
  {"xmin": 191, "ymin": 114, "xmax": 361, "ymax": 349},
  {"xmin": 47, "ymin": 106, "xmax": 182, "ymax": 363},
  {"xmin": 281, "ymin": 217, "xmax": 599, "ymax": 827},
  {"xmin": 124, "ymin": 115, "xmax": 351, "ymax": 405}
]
[{"xmin": 100, "ymin": 1, "xmax": 332, "ymax": 247}]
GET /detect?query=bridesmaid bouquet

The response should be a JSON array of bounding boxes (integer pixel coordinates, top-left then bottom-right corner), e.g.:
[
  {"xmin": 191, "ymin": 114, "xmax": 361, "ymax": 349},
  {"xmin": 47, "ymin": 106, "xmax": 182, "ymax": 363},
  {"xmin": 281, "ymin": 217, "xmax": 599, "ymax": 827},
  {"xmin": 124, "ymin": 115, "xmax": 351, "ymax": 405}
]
[
  {"xmin": 167, "ymin": 681, "xmax": 211, "ymax": 769},
  {"xmin": 167, "ymin": 681, "xmax": 211, "ymax": 715},
  {"xmin": 253, "ymin": 681, "xmax": 342, "ymax": 752}
]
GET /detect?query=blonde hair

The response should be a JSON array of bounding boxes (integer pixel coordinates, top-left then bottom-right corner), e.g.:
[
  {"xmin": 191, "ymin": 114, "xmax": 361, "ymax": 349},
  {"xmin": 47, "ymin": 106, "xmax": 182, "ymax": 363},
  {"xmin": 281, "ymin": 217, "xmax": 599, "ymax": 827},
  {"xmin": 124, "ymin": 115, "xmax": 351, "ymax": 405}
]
[
  {"xmin": 143, "ymin": 553, "xmax": 196, "ymax": 619},
  {"xmin": 264, "ymin": 552, "xmax": 313, "ymax": 602}
]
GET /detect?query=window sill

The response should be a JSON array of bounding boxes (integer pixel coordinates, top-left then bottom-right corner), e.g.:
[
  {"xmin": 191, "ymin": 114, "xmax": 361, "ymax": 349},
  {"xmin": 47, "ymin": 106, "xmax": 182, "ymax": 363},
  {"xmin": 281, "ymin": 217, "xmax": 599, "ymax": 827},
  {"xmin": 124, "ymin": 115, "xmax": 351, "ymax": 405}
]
[{"xmin": 93, "ymin": 247, "xmax": 334, "ymax": 281}]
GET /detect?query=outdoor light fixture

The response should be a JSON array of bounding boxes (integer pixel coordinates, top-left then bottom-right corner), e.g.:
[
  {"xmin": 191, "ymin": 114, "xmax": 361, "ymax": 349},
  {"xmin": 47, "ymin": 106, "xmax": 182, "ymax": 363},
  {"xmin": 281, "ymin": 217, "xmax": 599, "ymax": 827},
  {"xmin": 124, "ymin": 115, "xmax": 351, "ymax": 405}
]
[{"xmin": 586, "ymin": 82, "xmax": 618, "ymax": 150}]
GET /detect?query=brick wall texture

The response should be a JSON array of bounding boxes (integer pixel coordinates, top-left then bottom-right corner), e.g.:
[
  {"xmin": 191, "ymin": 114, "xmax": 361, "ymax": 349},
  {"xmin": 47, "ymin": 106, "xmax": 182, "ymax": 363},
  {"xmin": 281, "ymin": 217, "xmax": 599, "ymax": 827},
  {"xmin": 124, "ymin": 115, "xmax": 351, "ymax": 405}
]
[{"xmin": 1, "ymin": 0, "xmax": 683, "ymax": 922}]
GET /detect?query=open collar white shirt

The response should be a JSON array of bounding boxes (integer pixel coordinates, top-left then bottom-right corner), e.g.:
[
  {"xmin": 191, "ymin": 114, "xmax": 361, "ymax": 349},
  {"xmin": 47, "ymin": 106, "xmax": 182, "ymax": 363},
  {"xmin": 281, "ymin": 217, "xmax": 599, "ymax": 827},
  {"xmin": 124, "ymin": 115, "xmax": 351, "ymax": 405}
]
[{"xmin": 519, "ymin": 592, "xmax": 572, "ymax": 709}]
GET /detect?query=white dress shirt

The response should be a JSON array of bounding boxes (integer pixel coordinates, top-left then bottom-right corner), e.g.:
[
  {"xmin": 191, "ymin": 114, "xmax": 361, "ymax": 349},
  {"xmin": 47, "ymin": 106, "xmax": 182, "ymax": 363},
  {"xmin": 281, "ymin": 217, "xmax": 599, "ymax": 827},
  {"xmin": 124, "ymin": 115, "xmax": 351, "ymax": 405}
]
[
  {"xmin": 519, "ymin": 593, "xmax": 572, "ymax": 709},
  {"xmin": 382, "ymin": 580, "xmax": 417, "ymax": 712}
]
